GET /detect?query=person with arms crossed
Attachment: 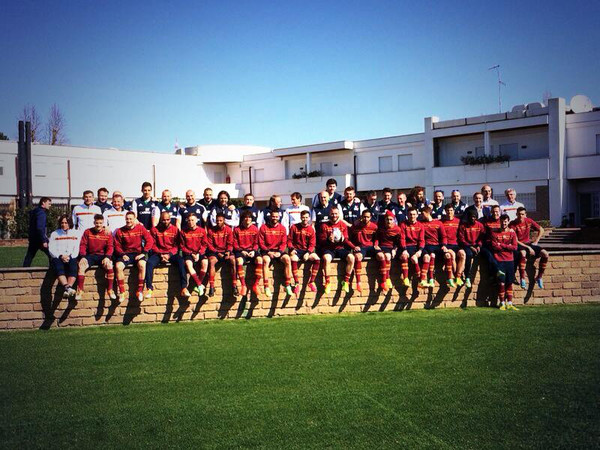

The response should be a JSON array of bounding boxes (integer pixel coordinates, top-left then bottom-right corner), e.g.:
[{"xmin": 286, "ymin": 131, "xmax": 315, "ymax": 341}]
[
  {"xmin": 113, "ymin": 211, "xmax": 154, "ymax": 303},
  {"xmin": 48, "ymin": 214, "xmax": 79, "ymax": 298},
  {"xmin": 77, "ymin": 214, "xmax": 115, "ymax": 301},
  {"xmin": 288, "ymin": 210, "xmax": 320, "ymax": 294},
  {"xmin": 146, "ymin": 211, "xmax": 188, "ymax": 298}
]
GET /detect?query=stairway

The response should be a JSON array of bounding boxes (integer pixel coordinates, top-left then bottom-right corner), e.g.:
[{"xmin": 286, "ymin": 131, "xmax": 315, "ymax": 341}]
[{"xmin": 539, "ymin": 228, "xmax": 600, "ymax": 253}]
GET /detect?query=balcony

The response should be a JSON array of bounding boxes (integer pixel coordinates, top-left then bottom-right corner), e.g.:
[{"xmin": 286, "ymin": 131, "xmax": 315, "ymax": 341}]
[{"xmin": 432, "ymin": 158, "xmax": 550, "ymax": 185}]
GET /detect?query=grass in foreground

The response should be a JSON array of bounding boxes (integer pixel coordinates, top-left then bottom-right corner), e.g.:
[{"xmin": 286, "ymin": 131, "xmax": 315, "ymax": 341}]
[
  {"xmin": 0, "ymin": 246, "xmax": 48, "ymax": 268},
  {"xmin": 1, "ymin": 305, "xmax": 599, "ymax": 449}
]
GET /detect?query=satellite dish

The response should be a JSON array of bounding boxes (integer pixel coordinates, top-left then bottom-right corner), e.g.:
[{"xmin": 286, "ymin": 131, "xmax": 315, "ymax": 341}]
[{"xmin": 570, "ymin": 95, "xmax": 593, "ymax": 113}]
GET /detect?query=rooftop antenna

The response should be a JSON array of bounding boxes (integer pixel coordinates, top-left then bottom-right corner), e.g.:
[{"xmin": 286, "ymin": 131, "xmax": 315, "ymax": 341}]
[{"xmin": 488, "ymin": 64, "xmax": 506, "ymax": 113}]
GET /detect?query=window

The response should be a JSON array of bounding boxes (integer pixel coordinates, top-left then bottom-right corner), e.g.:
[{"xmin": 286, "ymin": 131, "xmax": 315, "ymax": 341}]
[
  {"xmin": 378, "ymin": 156, "xmax": 393, "ymax": 173},
  {"xmin": 475, "ymin": 146, "xmax": 485, "ymax": 157},
  {"xmin": 320, "ymin": 162, "xmax": 332, "ymax": 176},
  {"xmin": 254, "ymin": 168, "xmax": 264, "ymax": 182},
  {"xmin": 498, "ymin": 143, "xmax": 518, "ymax": 160},
  {"xmin": 398, "ymin": 154, "xmax": 413, "ymax": 171},
  {"xmin": 242, "ymin": 169, "xmax": 250, "ymax": 184}
]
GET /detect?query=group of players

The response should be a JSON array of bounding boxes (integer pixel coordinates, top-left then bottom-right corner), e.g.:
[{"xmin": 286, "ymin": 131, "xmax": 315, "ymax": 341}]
[{"xmin": 46, "ymin": 178, "xmax": 549, "ymax": 311}]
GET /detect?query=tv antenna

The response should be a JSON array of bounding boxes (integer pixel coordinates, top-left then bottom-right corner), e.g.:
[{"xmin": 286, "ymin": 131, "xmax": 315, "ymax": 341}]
[{"xmin": 488, "ymin": 64, "xmax": 506, "ymax": 113}]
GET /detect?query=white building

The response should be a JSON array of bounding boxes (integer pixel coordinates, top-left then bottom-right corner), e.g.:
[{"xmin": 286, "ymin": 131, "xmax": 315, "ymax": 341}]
[{"xmin": 1, "ymin": 96, "xmax": 598, "ymax": 226}]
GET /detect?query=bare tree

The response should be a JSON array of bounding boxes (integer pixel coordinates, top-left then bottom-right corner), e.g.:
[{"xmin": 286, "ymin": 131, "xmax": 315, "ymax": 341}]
[
  {"xmin": 18, "ymin": 105, "xmax": 43, "ymax": 142},
  {"xmin": 46, "ymin": 103, "xmax": 68, "ymax": 145},
  {"xmin": 0, "ymin": 132, "xmax": 9, "ymax": 140}
]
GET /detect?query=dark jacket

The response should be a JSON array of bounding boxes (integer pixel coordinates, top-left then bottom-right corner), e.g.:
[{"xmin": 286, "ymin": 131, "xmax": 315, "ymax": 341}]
[{"xmin": 28, "ymin": 206, "xmax": 48, "ymax": 243}]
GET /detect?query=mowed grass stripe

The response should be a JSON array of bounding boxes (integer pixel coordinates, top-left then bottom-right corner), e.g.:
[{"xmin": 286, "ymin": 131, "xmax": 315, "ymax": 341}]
[{"xmin": 1, "ymin": 305, "xmax": 599, "ymax": 449}]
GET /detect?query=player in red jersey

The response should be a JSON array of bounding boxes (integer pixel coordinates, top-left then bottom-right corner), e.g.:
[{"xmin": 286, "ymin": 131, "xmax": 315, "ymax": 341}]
[
  {"xmin": 180, "ymin": 213, "xmax": 209, "ymax": 297},
  {"xmin": 259, "ymin": 210, "xmax": 292, "ymax": 296},
  {"xmin": 288, "ymin": 210, "xmax": 320, "ymax": 294},
  {"xmin": 441, "ymin": 204, "xmax": 461, "ymax": 287},
  {"xmin": 318, "ymin": 206, "xmax": 356, "ymax": 294},
  {"xmin": 146, "ymin": 211, "xmax": 188, "ymax": 298},
  {"xmin": 479, "ymin": 204, "xmax": 503, "ymax": 278},
  {"xmin": 76, "ymin": 214, "xmax": 115, "ymax": 300},
  {"xmin": 350, "ymin": 209, "xmax": 378, "ymax": 293},
  {"xmin": 419, "ymin": 206, "xmax": 447, "ymax": 289},
  {"xmin": 457, "ymin": 210, "xmax": 486, "ymax": 288},
  {"xmin": 399, "ymin": 207, "xmax": 425, "ymax": 288},
  {"xmin": 207, "ymin": 213, "xmax": 236, "ymax": 297},
  {"xmin": 233, "ymin": 210, "xmax": 261, "ymax": 297},
  {"xmin": 375, "ymin": 210, "xmax": 401, "ymax": 292},
  {"xmin": 509, "ymin": 207, "xmax": 549, "ymax": 289},
  {"xmin": 490, "ymin": 214, "xmax": 519, "ymax": 310},
  {"xmin": 114, "ymin": 211, "xmax": 154, "ymax": 303}
]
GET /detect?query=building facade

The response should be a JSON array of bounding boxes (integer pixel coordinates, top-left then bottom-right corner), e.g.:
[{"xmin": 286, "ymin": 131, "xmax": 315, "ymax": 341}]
[{"xmin": 1, "ymin": 96, "xmax": 598, "ymax": 226}]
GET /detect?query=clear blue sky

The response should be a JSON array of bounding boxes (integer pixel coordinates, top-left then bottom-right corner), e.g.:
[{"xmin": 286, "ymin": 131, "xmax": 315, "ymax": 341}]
[{"xmin": 1, "ymin": 0, "xmax": 598, "ymax": 152}]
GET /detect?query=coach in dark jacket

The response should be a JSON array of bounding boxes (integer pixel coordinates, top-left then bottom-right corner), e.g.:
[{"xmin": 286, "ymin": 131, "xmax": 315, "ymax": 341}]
[{"xmin": 23, "ymin": 197, "xmax": 52, "ymax": 267}]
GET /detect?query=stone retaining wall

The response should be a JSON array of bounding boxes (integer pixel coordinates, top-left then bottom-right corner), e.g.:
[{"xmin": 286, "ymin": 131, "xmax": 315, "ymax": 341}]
[{"xmin": 1, "ymin": 253, "xmax": 599, "ymax": 330}]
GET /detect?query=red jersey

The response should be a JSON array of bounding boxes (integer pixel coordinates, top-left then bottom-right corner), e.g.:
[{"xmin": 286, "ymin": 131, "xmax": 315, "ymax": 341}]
[
  {"xmin": 150, "ymin": 224, "xmax": 179, "ymax": 255},
  {"xmin": 458, "ymin": 221, "xmax": 485, "ymax": 247},
  {"xmin": 441, "ymin": 217, "xmax": 460, "ymax": 245},
  {"xmin": 350, "ymin": 220, "xmax": 378, "ymax": 248},
  {"xmin": 376, "ymin": 224, "xmax": 402, "ymax": 248},
  {"xmin": 207, "ymin": 225, "xmax": 233, "ymax": 253},
  {"xmin": 180, "ymin": 226, "xmax": 207, "ymax": 255},
  {"xmin": 233, "ymin": 225, "xmax": 259, "ymax": 252},
  {"xmin": 288, "ymin": 223, "xmax": 316, "ymax": 252},
  {"xmin": 509, "ymin": 217, "xmax": 541, "ymax": 244},
  {"xmin": 259, "ymin": 223, "xmax": 287, "ymax": 252},
  {"xmin": 490, "ymin": 228, "xmax": 518, "ymax": 262},
  {"xmin": 79, "ymin": 227, "xmax": 113, "ymax": 257},
  {"xmin": 482, "ymin": 217, "xmax": 501, "ymax": 242},
  {"xmin": 421, "ymin": 219, "xmax": 446, "ymax": 246},
  {"xmin": 318, "ymin": 220, "xmax": 354, "ymax": 251},
  {"xmin": 400, "ymin": 221, "xmax": 425, "ymax": 249},
  {"xmin": 114, "ymin": 223, "xmax": 153, "ymax": 255}
]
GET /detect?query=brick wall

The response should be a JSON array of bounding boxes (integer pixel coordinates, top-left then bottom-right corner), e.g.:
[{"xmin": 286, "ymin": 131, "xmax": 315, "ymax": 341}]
[{"xmin": 1, "ymin": 253, "xmax": 599, "ymax": 330}]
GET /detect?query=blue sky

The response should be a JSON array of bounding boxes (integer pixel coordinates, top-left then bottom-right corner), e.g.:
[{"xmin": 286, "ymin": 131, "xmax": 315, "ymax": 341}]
[{"xmin": 1, "ymin": 0, "xmax": 598, "ymax": 152}]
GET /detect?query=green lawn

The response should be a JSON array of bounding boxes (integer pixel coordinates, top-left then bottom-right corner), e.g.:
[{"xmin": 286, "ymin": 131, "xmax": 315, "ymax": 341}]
[
  {"xmin": 0, "ymin": 246, "xmax": 48, "ymax": 268},
  {"xmin": 1, "ymin": 305, "xmax": 599, "ymax": 449}
]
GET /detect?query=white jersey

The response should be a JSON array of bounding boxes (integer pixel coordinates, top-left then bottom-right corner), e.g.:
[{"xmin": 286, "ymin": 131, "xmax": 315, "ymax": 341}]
[
  {"xmin": 48, "ymin": 228, "xmax": 80, "ymax": 259},
  {"xmin": 103, "ymin": 207, "xmax": 127, "ymax": 234},
  {"xmin": 72, "ymin": 203, "xmax": 102, "ymax": 231},
  {"xmin": 500, "ymin": 200, "xmax": 525, "ymax": 221},
  {"xmin": 282, "ymin": 205, "xmax": 311, "ymax": 232}
]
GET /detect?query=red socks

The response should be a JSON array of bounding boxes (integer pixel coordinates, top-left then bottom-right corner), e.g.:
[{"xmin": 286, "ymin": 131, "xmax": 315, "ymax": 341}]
[
  {"xmin": 428, "ymin": 255, "xmax": 436, "ymax": 280},
  {"xmin": 106, "ymin": 269, "xmax": 114, "ymax": 291},
  {"xmin": 291, "ymin": 261, "xmax": 299, "ymax": 284},
  {"xmin": 401, "ymin": 256, "xmax": 409, "ymax": 279},
  {"xmin": 309, "ymin": 261, "xmax": 319, "ymax": 283},
  {"xmin": 77, "ymin": 275, "xmax": 85, "ymax": 291}
]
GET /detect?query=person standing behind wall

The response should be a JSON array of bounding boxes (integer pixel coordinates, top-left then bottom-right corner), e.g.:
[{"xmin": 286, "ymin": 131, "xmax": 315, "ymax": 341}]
[{"xmin": 23, "ymin": 197, "xmax": 52, "ymax": 267}]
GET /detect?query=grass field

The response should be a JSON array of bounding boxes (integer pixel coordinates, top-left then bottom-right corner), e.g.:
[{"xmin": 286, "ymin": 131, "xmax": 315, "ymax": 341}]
[
  {"xmin": 0, "ymin": 246, "xmax": 48, "ymax": 268},
  {"xmin": 1, "ymin": 305, "xmax": 599, "ymax": 449}
]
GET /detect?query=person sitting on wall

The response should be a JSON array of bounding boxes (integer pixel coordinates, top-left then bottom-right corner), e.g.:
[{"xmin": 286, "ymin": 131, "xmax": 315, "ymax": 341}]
[
  {"xmin": 180, "ymin": 213, "xmax": 209, "ymax": 297},
  {"xmin": 318, "ymin": 206, "xmax": 356, "ymax": 294},
  {"xmin": 375, "ymin": 210, "xmax": 401, "ymax": 292},
  {"xmin": 77, "ymin": 214, "xmax": 115, "ymax": 301},
  {"xmin": 233, "ymin": 210, "xmax": 261, "ymax": 297},
  {"xmin": 500, "ymin": 188, "xmax": 525, "ymax": 221},
  {"xmin": 398, "ymin": 207, "xmax": 425, "ymax": 288},
  {"xmin": 441, "ymin": 204, "xmax": 461, "ymax": 287},
  {"xmin": 456, "ymin": 210, "xmax": 486, "ymax": 289},
  {"xmin": 23, "ymin": 196, "xmax": 51, "ymax": 267},
  {"xmin": 146, "ymin": 211, "xmax": 188, "ymax": 299},
  {"xmin": 490, "ymin": 214, "xmax": 519, "ymax": 310},
  {"xmin": 509, "ymin": 207, "xmax": 549, "ymax": 290},
  {"xmin": 312, "ymin": 178, "xmax": 342, "ymax": 208},
  {"xmin": 419, "ymin": 206, "xmax": 447, "ymax": 289},
  {"xmin": 207, "ymin": 212, "xmax": 236, "ymax": 297},
  {"xmin": 350, "ymin": 209, "xmax": 378, "ymax": 293},
  {"xmin": 209, "ymin": 190, "xmax": 239, "ymax": 229},
  {"xmin": 259, "ymin": 209, "xmax": 292, "ymax": 296},
  {"xmin": 288, "ymin": 209, "xmax": 320, "ymax": 294},
  {"xmin": 430, "ymin": 190, "xmax": 446, "ymax": 220},
  {"xmin": 48, "ymin": 213, "xmax": 79, "ymax": 298},
  {"xmin": 480, "ymin": 205, "xmax": 504, "ymax": 281},
  {"xmin": 114, "ymin": 211, "xmax": 154, "ymax": 303}
]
